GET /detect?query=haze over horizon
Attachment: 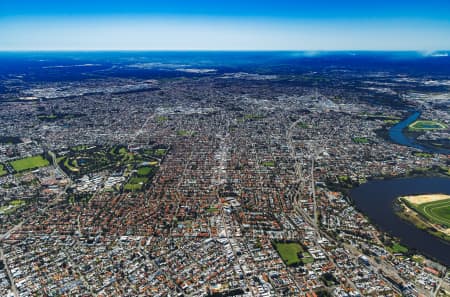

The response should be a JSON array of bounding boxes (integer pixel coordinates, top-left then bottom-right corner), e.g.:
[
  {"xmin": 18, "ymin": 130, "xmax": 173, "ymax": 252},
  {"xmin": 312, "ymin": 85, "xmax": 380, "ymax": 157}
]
[{"xmin": 1, "ymin": 0, "xmax": 450, "ymax": 51}]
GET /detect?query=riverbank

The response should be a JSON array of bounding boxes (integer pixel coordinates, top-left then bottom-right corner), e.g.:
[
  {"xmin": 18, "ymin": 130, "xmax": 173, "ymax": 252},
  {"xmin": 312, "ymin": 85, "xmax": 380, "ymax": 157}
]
[
  {"xmin": 395, "ymin": 195, "xmax": 450, "ymax": 242},
  {"xmin": 388, "ymin": 111, "xmax": 450, "ymax": 154},
  {"xmin": 350, "ymin": 177, "xmax": 450, "ymax": 266},
  {"xmin": 326, "ymin": 166, "xmax": 450, "ymax": 198}
]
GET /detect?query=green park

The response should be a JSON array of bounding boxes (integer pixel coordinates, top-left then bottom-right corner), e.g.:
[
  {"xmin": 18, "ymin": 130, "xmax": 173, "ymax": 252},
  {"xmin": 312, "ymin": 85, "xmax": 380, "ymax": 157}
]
[
  {"xmin": 274, "ymin": 242, "xmax": 314, "ymax": 266},
  {"xmin": 408, "ymin": 120, "xmax": 447, "ymax": 131},
  {"xmin": 9, "ymin": 155, "xmax": 50, "ymax": 172}
]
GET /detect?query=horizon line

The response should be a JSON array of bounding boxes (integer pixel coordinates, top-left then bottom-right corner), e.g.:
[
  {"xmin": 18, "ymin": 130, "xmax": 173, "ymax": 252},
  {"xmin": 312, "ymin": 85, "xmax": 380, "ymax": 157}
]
[{"xmin": 1, "ymin": 49, "xmax": 449, "ymax": 53}]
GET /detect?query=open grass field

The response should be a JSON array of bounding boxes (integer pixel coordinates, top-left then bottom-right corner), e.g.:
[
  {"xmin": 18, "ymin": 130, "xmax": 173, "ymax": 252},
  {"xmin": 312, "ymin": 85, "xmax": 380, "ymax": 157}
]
[
  {"xmin": 0, "ymin": 164, "xmax": 7, "ymax": 176},
  {"xmin": 10, "ymin": 199, "xmax": 26, "ymax": 206},
  {"xmin": 383, "ymin": 119, "xmax": 400, "ymax": 125},
  {"xmin": 124, "ymin": 183, "xmax": 143, "ymax": 191},
  {"xmin": 177, "ymin": 130, "xmax": 194, "ymax": 136},
  {"xmin": 10, "ymin": 155, "xmax": 50, "ymax": 172},
  {"xmin": 408, "ymin": 120, "xmax": 447, "ymax": 131},
  {"xmin": 403, "ymin": 194, "xmax": 450, "ymax": 228},
  {"xmin": 0, "ymin": 199, "xmax": 26, "ymax": 215},
  {"xmin": 241, "ymin": 114, "xmax": 265, "ymax": 122},
  {"xmin": 156, "ymin": 115, "xmax": 168, "ymax": 122},
  {"xmin": 414, "ymin": 199, "xmax": 450, "ymax": 228},
  {"xmin": 352, "ymin": 137, "xmax": 369, "ymax": 144},
  {"xmin": 274, "ymin": 242, "xmax": 303, "ymax": 266},
  {"xmin": 387, "ymin": 242, "xmax": 408, "ymax": 254},
  {"xmin": 155, "ymin": 149, "xmax": 167, "ymax": 156},
  {"xmin": 124, "ymin": 177, "xmax": 148, "ymax": 191},
  {"xmin": 137, "ymin": 166, "xmax": 153, "ymax": 176},
  {"xmin": 129, "ymin": 177, "xmax": 148, "ymax": 184},
  {"xmin": 262, "ymin": 160, "xmax": 275, "ymax": 167}
]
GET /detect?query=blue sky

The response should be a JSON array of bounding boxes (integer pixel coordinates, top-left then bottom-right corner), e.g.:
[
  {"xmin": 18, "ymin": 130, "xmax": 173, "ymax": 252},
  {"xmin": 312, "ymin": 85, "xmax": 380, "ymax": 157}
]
[{"xmin": 1, "ymin": 0, "xmax": 450, "ymax": 50}]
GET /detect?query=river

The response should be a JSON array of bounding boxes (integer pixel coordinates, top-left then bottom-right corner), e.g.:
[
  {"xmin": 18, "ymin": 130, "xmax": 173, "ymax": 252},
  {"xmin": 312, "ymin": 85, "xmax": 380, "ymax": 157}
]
[
  {"xmin": 350, "ymin": 177, "xmax": 450, "ymax": 266},
  {"xmin": 389, "ymin": 111, "xmax": 450, "ymax": 155}
]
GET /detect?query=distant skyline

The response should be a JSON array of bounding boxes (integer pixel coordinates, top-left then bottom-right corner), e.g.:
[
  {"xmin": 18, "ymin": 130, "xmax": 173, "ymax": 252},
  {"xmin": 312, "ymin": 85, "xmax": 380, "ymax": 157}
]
[{"xmin": 1, "ymin": 0, "xmax": 450, "ymax": 51}]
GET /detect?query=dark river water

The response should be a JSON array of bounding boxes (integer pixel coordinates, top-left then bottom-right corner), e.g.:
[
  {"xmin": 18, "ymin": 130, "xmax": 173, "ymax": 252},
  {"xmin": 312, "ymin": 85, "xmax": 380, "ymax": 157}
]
[
  {"xmin": 389, "ymin": 111, "xmax": 450, "ymax": 155},
  {"xmin": 350, "ymin": 177, "xmax": 450, "ymax": 266}
]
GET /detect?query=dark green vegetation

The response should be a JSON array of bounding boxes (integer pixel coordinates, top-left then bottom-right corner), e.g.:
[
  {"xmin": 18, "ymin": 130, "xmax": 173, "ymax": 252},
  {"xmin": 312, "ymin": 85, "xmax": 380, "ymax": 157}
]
[
  {"xmin": 37, "ymin": 113, "xmax": 84, "ymax": 122},
  {"xmin": 352, "ymin": 137, "xmax": 369, "ymax": 144},
  {"xmin": 273, "ymin": 242, "xmax": 314, "ymax": 266},
  {"xmin": 0, "ymin": 136, "xmax": 22, "ymax": 144},
  {"xmin": 124, "ymin": 177, "xmax": 148, "ymax": 191},
  {"xmin": 206, "ymin": 206, "xmax": 219, "ymax": 213},
  {"xmin": 9, "ymin": 155, "xmax": 50, "ymax": 172},
  {"xmin": 405, "ymin": 165, "xmax": 450, "ymax": 178},
  {"xmin": 325, "ymin": 174, "xmax": 363, "ymax": 194},
  {"xmin": 301, "ymin": 252, "xmax": 314, "ymax": 264},
  {"xmin": 361, "ymin": 113, "xmax": 401, "ymax": 121},
  {"xmin": 0, "ymin": 199, "xmax": 26, "ymax": 215},
  {"xmin": 397, "ymin": 209, "xmax": 450, "ymax": 242},
  {"xmin": 58, "ymin": 145, "xmax": 161, "ymax": 177},
  {"xmin": 238, "ymin": 114, "xmax": 265, "ymax": 123},
  {"xmin": 413, "ymin": 152, "xmax": 433, "ymax": 158},
  {"xmin": 59, "ymin": 145, "xmax": 117, "ymax": 176},
  {"xmin": 416, "ymin": 139, "xmax": 450, "ymax": 152},
  {"xmin": 72, "ymin": 145, "xmax": 91, "ymax": 151},
  {"xmin": 386, "ymin": 242, "xmax": 409, "ymax": 254},
  {"xmin": 262, "ymin": 160, "xmax": 275, "ymax": 167},
  {"xmin": 153, "ymin": 149, "xmax": 167, "ymax": 157},
  {"xmin": 67, "ymin": 193, "xmax": 92, "ymax": 205},
  {"xmin": 156, "ymin": 115, "xmax": 168, "ymax": 122},
  {"xmin": 297, "ymin": 122, "xmax": 310, "ymax": 129},
  {"xmin": 320, "ymin": 272, "xmax": 339, "ymax": 287},
  {"xmin": 360, "ymin": 113, "xmax": 402, "ymax": 127},
  {"xmin": 137, "ymin": 166, "xmax": 154, "ymax": 176},
  {"xmin": 412, "ymin": 255, "xmax": 425, "ymax": 264},
  {"xmin": 58, "ymin": 145, "xmax": 129, "ymax": 176},
  {"xmin": 125, "ymin": 160, "xmax": 159, "ymax": 191},
  {"xmin": 274, "ymin": 242, "xmax": 303, "ymax": 266},
  {"xmin": 383, "ymin": 119, "xmax": 400, "ymax": 125},
  {"xmin": 57, "ymin": 144, "xmax": 167, "ymax": 192},
  {"xmin": 337, "ymin": 175, "xmax": 363, "ymax": 188},
  {"xmin": 396, "ymin": 197, "xmax": 450, "ymax": 242},
  {"xmin": 0, "ymin": 164, "xmax": 7, "ymax": 176}
]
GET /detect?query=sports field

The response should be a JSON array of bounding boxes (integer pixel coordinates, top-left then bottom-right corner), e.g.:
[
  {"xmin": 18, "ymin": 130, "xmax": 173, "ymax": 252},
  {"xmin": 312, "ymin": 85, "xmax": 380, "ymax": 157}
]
[
  {"xmin": 274, "ymin": 242, "xmax": 303, "ymax": 266},
  {"xmin": 124, "ymin": 177, "xmax": 148, "ymax": 191},
  {"xmin": 408, "ymin": 120, "xmax": 446, "ymax": 131},
  {"xmin": 403, "ymin": 194, "xmax": 450, "ymax": 228},
  {"xmin": 137, "ymin": 166, "xmax": 154, "ymax": 176},
  {"xmin": 9, "ymin": 155, "xmax": 50, "ymax": 172}
]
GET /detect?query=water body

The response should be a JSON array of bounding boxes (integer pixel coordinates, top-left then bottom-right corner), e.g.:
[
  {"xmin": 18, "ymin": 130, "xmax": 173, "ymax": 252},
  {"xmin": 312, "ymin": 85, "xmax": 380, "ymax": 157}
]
[
  {"xmin": 350, "ymin": 177, "xmax": 450, "ymax": 266},
  {"xmin": 389, "ymin": 111, "xmax": 450, "ymax": 155}
]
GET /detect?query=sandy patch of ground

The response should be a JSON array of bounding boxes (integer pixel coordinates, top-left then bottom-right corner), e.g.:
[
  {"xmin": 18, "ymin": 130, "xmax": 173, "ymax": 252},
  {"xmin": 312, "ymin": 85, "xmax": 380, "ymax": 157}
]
[{"xmin": 403, "ymin": 194, "xmax": 450, "ymax": 205}]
